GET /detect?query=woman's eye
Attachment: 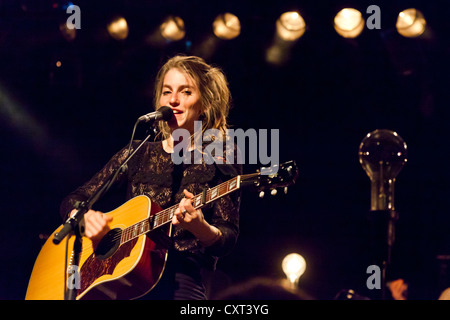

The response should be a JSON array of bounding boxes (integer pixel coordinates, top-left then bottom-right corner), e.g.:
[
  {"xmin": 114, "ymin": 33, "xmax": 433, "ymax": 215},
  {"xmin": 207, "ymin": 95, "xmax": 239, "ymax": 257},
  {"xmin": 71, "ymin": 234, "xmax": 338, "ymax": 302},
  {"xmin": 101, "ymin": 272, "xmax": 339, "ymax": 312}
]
[
  {"xmin": 183, "ymin": 90, "xmax": 192, "ymax": 95},
  {"xmin": 162, "ymin": 91, "xmax": 171, "ymax": 95}
]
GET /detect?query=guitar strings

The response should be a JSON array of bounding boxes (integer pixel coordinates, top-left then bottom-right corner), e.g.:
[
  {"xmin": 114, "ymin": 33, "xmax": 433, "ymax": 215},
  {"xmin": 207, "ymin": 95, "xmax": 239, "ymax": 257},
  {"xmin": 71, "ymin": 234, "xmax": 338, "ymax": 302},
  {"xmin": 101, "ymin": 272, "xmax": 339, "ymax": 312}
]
[
  {"xmin": 75, "ymin": 174, "xmax": 246, "ymax": 260},
  {"xmin": 109, "ymin": 176, "xmax": 240, "ymax": 244},
  {"xmin": 120, "ymin": 177, "xmax": 238, "ymax": 243}
]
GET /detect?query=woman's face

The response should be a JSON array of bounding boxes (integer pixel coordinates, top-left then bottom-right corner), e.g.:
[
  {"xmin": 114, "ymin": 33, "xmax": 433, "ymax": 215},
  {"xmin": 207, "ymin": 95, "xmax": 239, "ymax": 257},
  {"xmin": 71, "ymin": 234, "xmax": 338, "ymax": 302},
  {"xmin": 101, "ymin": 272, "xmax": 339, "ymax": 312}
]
[{"xmin": 159, "ymin": 68, "xmax": 202, "ymax": 134}]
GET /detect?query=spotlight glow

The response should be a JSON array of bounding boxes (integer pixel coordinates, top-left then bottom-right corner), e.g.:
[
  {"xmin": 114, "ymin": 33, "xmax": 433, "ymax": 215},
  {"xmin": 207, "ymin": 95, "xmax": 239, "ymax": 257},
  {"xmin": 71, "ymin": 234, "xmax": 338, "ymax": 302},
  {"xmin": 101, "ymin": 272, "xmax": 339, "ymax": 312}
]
[
  {"xmin": 334, "ymin": 8, "xmax": 364, "ymax": 38},
  {"xmin": 213, "ymin": 13, "xmax": 241, "ymax": 40},
  {"xmin": 160, "ymin": 16, "xmax": 186, "ymax": 41},
  {"xmin": 276, "ymin": 11, "xmax": 306, "ymax": 41},
  {"xmin": 282, "ymin": 253, "xmax": 306, "ymax": 287},
  {"xmin": 107, "ymin": 17, "xmax": 129, "ymax": 40},
  {"xmin": 396, "ymin": 8, "xmax": 426, "ymax": 38}
]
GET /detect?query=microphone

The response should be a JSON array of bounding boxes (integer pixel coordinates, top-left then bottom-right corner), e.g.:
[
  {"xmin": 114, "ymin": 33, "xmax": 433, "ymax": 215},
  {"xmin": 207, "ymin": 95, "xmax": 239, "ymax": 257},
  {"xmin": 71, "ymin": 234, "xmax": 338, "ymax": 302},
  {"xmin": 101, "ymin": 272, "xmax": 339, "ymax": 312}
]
[{"xmin": 138, "ymin": 106, "xmax": 173, "ymax": 123}]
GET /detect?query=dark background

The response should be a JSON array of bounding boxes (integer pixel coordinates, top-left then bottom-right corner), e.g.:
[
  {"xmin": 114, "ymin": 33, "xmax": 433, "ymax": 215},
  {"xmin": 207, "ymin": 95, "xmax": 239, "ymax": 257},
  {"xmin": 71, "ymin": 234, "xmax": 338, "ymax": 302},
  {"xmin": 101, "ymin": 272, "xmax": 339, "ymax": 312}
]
[{"xmin": 1, "ymin": 0, "xmax": 450, "ymax": 300}]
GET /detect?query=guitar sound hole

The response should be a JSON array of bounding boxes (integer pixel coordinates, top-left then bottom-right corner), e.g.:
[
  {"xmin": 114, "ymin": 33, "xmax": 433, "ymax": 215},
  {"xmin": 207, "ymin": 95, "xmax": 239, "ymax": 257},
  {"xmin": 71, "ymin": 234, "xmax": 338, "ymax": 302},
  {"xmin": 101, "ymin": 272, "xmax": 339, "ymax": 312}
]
[{"xmin": 95, "ymin": 228, "xmax": 122, "ymax": 260}]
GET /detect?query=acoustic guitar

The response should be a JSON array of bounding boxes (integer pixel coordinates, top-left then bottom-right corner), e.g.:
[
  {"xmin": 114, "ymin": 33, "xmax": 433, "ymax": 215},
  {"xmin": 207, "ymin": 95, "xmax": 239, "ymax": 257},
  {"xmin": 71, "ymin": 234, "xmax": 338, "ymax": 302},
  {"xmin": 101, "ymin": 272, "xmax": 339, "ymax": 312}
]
[{"xmin": 25, "ymin": 161, "xmax": 298, "ymax": 300}]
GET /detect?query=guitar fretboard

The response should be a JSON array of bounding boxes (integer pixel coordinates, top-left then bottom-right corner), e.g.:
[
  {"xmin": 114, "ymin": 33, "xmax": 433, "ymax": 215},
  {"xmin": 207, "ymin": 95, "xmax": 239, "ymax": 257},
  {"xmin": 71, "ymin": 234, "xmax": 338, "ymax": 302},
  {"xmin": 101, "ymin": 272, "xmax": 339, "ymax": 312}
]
[{"xmin": 120, "ymin": 175, "xmax": 241, "ymax": 244}]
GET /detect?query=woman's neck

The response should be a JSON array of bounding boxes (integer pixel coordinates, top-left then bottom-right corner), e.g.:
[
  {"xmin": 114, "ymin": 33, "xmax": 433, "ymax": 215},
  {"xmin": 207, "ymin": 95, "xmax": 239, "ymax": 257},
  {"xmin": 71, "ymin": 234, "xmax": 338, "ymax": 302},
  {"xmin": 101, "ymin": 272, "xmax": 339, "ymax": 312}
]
[{"xmin": 163, "ymin": 134, "xmax": 194, "ymax": 153}]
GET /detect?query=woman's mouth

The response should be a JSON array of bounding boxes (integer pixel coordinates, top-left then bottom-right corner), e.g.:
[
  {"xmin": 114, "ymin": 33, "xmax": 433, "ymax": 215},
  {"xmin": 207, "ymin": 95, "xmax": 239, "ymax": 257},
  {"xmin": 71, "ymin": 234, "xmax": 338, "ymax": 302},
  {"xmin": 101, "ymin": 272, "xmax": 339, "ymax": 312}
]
[{"xmin": 171, "ymin": 109, "xmax": 183, "ymax": 115}]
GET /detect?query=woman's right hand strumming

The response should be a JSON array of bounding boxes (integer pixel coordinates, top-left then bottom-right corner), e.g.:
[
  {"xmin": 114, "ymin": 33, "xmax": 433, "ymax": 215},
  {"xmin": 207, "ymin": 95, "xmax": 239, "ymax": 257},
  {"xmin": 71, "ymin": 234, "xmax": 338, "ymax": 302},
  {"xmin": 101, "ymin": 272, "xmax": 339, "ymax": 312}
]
[{"xmin": 69, "ymin": 209, "xmax": 113, "ymax": 245}]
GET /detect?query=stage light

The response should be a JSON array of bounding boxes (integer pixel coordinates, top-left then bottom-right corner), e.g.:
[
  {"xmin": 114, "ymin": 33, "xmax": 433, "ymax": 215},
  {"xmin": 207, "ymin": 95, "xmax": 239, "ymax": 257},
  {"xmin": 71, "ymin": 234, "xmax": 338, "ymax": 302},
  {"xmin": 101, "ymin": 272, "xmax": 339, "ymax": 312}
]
[
  {"xmin": 359, "ymin": 129, "xmax": 407, "ymax": 211},
  {"xmin": 160, "ymin": 16, "xmax": 186, "ymax": 41},
  {"xmin": 334, "ymin": 8, "xmax": 364, "ymax": 38},
  {"xmin": 213, "ymin": 13, "xmax": 241, "ymax": 40},
  {"xmin": 396, "ymin": 8, "xmax": 426, "ymax": 38},
  {"xmin": 59, "ymin": 22, "xmax": 76, "ymax": 41},
  {"xmin": 107, "ymin": 17, "xmax": 129, "ymax": 41},
  {"xmin": 282, "ymin": 253, "xmax": 306, "ymax": 288},
  {"xmin": 276, "ymin": 11, "xmax": 306, "ymax": 41}
]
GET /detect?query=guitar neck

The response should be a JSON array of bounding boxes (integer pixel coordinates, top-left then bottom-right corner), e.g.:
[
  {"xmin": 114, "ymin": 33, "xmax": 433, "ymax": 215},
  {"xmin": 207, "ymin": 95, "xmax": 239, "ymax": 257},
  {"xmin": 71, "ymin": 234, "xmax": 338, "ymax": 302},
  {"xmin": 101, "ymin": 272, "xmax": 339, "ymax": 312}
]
[{"xmin": 120, "ymin": 175, "xmax": 243, "ymax": 244}]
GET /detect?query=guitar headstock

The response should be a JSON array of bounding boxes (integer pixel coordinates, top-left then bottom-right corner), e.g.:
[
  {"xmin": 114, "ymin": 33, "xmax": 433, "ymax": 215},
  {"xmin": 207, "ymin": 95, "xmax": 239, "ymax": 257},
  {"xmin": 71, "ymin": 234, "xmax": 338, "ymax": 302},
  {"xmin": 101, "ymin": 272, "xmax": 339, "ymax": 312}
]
[{"xmin": 240, "ymin": 160, "xmax": 299, "ymax": 196}]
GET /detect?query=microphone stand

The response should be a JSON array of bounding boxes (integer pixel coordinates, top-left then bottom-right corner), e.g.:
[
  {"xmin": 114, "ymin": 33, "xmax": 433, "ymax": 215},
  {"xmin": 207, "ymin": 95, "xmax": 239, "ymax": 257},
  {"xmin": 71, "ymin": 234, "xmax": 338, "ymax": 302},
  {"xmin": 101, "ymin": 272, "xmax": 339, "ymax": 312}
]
[{"xmin": 52, "ymin": 121, "xmax": 156, "ymax": 300}]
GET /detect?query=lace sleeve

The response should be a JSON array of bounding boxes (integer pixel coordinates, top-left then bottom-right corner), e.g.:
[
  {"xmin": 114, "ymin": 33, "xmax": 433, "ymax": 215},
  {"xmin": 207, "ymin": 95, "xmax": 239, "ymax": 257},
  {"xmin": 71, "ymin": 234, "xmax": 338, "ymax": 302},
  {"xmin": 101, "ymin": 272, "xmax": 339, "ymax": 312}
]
[
  {"xmin": 59, "ymin": 145, "xmax": 131, "ymax": 221},
  {"xmin": 205, "ymin": 175, "xmax": 242, "ymax": 257},
  {"xmin": 203, "ymin": 141, "xmax": 243, "ymax": 257}
]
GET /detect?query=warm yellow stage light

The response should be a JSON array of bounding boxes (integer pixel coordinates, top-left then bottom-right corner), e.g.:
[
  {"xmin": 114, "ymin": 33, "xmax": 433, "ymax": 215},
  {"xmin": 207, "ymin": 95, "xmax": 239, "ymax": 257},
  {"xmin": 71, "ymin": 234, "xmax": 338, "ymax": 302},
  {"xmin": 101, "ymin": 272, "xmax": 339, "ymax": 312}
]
[
  {"xmin": 107, "ymin": 17, "xmax": 129, "ymax": 40},
  {"xmin": 334, "ymin": 8, "xmax": 364, "ymax": 38},
  {"xmin": 160, "ymin": 16, "xmax": 186, "ymax": 41},
  {"xmin": 282, "ymin": 253, "xmax": 306, "ymax": 287},
  {"xmin": 396, "ymin": 8, "xmax": 426, "ymax": 38},
  {"xmin": 276, "ymin": 11, "xmax": 306, "ymax": 41},
  {"xmin": 213, "ymin": 13, "xmax": 241, "ymax": 40}
]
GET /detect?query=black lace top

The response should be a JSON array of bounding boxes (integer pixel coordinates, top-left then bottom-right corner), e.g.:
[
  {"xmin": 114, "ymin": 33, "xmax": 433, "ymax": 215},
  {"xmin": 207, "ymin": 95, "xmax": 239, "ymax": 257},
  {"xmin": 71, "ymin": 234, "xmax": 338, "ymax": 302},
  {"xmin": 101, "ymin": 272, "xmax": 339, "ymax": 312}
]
[{"xmin": 60, "ymin": 140, "xmax": 242, "ymax": 269}]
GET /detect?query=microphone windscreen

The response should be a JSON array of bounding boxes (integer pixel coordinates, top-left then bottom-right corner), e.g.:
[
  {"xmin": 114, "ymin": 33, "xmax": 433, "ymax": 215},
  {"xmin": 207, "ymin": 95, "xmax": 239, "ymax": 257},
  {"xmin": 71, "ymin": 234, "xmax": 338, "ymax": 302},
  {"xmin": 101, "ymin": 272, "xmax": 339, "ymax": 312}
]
[{"xmin": 158, "ymin": 106, "xmax": 174, "ymax": 121}]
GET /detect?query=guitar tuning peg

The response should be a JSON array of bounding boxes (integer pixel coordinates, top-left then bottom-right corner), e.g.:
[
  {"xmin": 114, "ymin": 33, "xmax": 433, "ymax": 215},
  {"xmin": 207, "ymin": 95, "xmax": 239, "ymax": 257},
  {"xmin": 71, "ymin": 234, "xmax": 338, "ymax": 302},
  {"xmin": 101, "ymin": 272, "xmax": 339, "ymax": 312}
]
[
  {"xmin": 259, "ymin": 191, "xmax": 265, "ymax": 198},
  {"xmin": 271, "ymin": 189, "xmax": 277, "ymax": 196},
  {"xmin": 284, "ymin": 187, "xmax": 288, "ymax": 194}
]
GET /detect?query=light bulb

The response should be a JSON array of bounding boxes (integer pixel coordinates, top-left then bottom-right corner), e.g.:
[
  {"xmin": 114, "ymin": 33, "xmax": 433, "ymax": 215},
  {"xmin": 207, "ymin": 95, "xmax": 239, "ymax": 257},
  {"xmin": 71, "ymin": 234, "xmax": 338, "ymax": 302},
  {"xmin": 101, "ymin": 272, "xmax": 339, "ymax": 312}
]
[
  {"xmin": 107, "ymin": 17, "xmax": 129, "ymax": 41},
  {"xmin": 160, "ymin": 16, "xmax": 185, "ymax": 41},
  {"xmin": 282, "ymin": 253, "xmax": 306, "ymax": 287},
  {"xmin": 213, "ymin": 13, "xmax": 241, "ymax": 40},
  {"xmin": 359, "ymin": 129, "xmax": 407, "ymax": 211},
  {"xmin": 396, "ymin": 9, "xmax": 426, "ymax": 38},
  {"xmin": 276, "ymin": 11, "xmax": 306, "ymax": 41},
  {"xmin": 334, "ymin": 8, "xmax": 365, "ymax": 38}
]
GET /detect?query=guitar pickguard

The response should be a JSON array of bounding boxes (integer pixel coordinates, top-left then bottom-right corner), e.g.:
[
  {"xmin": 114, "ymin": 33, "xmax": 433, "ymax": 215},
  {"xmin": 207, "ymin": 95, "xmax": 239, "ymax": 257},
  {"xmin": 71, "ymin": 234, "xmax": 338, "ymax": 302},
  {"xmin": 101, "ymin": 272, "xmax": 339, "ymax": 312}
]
[{"xmin": 79, "ymin": 238, "xmax": 138, "ymax": 295}]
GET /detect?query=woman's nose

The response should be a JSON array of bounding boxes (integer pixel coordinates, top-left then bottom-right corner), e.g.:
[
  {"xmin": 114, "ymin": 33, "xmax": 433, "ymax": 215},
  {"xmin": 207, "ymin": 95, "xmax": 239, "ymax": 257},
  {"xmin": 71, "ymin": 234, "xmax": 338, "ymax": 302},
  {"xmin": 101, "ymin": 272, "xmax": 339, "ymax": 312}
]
[{"xmin": 169, "ymin": 93, "xmax": 179, "ymax": 106}]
